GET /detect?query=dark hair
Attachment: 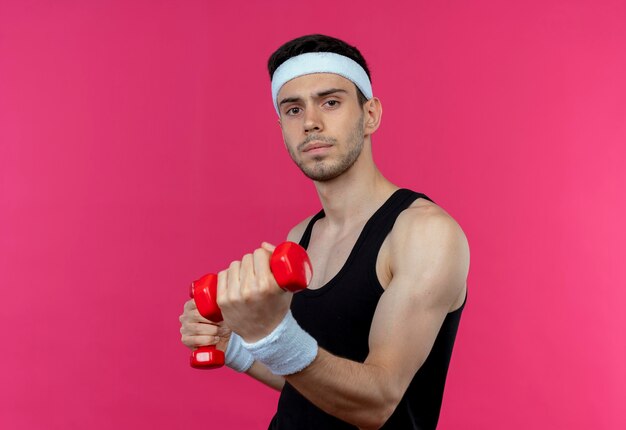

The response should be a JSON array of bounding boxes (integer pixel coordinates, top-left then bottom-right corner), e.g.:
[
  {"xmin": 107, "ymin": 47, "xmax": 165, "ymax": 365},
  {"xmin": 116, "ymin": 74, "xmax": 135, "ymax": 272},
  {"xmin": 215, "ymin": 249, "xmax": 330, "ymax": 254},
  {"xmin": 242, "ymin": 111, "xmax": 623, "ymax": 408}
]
[{"xmin": 268, "ymin": 34, "xmax": 371, "ymax": 105}]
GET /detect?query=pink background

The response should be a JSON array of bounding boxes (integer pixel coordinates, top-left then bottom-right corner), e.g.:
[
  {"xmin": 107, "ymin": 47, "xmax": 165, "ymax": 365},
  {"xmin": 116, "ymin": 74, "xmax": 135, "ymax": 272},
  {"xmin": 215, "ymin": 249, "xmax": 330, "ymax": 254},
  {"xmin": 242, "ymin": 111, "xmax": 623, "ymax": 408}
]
[{"xmin": 1, "ymin": 0, "xmax": 625, "ymax": 428}]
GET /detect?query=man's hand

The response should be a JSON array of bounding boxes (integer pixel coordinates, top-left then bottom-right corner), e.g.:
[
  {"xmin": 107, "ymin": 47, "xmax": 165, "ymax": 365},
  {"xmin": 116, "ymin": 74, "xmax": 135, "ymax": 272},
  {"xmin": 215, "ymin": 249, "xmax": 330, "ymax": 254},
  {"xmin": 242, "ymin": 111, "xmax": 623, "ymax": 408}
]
[
  {"xmin": 179, "ymin": 299, "xmax": 231, "ymax": 352},
  {"xmin": 216, "ymin": 243, "xmax": 293, "ymax": 343}
]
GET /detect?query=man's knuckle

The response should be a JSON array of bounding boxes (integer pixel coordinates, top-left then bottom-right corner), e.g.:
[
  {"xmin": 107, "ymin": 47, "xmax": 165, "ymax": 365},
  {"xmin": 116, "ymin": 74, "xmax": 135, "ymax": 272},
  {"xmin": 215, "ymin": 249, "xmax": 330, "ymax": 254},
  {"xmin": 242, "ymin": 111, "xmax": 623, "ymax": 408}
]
[
  {"xmin": 241, "ymin": 288, "xmax": 252, "ymax": 302},
  {"xmin": 230, "ymin": 293, "xmax": 243, "ymax": 305},
  {"xmin": 258, "ymin": 278, "xmax": 270, "ymax": 291}
]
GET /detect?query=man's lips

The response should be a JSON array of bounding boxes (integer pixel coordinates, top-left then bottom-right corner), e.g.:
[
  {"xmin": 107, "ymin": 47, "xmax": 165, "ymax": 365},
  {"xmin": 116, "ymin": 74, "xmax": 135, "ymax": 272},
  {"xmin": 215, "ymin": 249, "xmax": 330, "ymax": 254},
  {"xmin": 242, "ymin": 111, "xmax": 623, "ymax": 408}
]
[{"xmin": 302, "ymin": 141, "xmax": 333, "ymax": 152}]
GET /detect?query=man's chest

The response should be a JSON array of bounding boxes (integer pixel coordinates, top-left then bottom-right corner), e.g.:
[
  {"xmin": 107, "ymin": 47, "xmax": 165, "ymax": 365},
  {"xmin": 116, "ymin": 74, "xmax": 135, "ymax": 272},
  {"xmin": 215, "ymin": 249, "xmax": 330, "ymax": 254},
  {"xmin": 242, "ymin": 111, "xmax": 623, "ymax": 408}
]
[{"xmin": 304, "ymin": 224, "xmax": 393, "ymax": 291}]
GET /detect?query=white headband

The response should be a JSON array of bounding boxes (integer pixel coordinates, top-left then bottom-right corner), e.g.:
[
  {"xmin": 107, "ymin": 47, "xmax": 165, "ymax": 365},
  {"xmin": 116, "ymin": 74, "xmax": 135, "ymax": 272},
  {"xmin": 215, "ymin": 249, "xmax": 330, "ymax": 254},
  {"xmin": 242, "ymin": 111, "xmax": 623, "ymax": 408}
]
[{"xmin": 271, "ymin": 52, "xmax": 373, "ymax": 115}]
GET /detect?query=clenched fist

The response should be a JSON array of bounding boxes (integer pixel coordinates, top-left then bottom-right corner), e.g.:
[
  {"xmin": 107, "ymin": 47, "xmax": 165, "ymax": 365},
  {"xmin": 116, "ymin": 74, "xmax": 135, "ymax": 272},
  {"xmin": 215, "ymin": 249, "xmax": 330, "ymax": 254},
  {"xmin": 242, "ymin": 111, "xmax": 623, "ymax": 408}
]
[{"xmin": 179, "ymin": 299, "xmax": 231, "ymax": 353}]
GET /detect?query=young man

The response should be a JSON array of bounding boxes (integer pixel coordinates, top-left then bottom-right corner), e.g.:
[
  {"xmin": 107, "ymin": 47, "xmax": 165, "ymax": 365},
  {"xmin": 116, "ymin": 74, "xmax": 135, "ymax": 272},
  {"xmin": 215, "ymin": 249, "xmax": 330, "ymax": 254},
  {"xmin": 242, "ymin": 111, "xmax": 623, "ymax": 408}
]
[{"xmin": 180, "ymin": 34, "xmax": 470, "ymax": 430}]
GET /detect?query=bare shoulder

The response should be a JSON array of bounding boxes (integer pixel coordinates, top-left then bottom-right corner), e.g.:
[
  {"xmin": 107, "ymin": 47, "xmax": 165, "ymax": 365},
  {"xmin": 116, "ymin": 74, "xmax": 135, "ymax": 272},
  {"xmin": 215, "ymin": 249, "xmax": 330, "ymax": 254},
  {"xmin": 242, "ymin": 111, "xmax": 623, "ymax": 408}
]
[
  {"xmin": 286, "ymin": 215, "xmax": 316, "ymax": 243},
  {"xmin": 387, "ymin": 198, "xmax": 469, "ymax": 308},
  {"xmin": 390, "ymin": 199, "xmax": 469, "ymax": 254}
]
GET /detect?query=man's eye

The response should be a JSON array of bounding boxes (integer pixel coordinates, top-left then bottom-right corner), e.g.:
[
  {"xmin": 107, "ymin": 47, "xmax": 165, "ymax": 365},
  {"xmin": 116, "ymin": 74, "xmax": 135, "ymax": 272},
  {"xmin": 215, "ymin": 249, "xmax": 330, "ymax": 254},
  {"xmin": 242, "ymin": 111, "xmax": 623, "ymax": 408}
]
[
  {"xmin": 287, "ymin": 107, "xmax": 301, "ymax": 115},
  {"xmin": 325, "ymin": 100, "xmax": 339, "ymax": 107}
]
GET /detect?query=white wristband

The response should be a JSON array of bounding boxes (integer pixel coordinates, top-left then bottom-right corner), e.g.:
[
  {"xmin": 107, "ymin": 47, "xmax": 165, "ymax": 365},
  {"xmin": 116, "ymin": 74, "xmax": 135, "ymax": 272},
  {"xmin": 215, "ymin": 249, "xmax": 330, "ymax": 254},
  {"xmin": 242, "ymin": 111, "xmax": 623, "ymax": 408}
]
[
  {"xmin": 225, "ymin": 332, "xmax": 254, "ymax": 373},
  {"xmin": 241, "ymin": 311, "xmax": 318, "ymax": 376}
]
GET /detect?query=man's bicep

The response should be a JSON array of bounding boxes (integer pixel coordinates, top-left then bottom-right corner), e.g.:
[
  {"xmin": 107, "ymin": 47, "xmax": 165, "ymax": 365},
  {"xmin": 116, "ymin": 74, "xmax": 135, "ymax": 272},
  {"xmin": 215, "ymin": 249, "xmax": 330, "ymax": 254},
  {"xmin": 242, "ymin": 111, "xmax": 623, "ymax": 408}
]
[
  {"xmin": 364, "ymin": 214, "xmax": 469, "ymax": 397},
  {"xmin": 365, "ymin": 276, "xmax": 452, "ymax": 396}
]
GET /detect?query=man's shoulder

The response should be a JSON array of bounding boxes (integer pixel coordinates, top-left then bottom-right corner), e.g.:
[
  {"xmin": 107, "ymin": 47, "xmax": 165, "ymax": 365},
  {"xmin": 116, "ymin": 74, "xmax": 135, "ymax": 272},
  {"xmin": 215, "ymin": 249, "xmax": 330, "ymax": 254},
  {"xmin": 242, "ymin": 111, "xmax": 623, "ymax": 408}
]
[
  {"xmin": 286, "ymin": 215, "xmax": 316, "ymax": 243},
  {"xmin": 389, "ymin": 196, "xmax": 469, "ymax": 264},
  {"xmin": 386, "ymin": 195, "xmax": 469, "ymax": 309}
]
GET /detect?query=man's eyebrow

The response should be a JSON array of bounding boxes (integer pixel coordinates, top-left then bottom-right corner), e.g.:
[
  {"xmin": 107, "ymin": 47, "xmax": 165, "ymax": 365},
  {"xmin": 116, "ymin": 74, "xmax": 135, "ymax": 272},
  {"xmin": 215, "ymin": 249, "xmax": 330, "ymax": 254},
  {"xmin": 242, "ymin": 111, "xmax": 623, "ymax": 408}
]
[
  {"xmin": 278, "ymin": 88, "xmax": 349, "ymax": 107},
  {"xmin": 279, "ymin": 96, "xmax": 302, "ymax": 107},
  {"xmin": 316, "ymin": 88, "xmax": 348, "ymax": 97}
]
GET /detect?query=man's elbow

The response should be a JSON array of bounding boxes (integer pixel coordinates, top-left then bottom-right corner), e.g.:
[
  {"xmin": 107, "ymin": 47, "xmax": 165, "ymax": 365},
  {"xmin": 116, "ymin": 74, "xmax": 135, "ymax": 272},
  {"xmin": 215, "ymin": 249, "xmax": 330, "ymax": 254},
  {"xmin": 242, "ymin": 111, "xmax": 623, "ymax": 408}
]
[{"xmin": 354, "ymin": 394, "xmax": 401, "ymax": 430}]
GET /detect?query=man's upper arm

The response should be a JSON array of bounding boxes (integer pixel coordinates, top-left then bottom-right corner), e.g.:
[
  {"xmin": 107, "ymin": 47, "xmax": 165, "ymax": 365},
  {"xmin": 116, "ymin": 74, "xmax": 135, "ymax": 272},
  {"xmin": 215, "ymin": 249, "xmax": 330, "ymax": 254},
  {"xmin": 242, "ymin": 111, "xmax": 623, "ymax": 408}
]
[{"xmin": 364, "ymin": 207, "xmax": 470, "ymax": 401}]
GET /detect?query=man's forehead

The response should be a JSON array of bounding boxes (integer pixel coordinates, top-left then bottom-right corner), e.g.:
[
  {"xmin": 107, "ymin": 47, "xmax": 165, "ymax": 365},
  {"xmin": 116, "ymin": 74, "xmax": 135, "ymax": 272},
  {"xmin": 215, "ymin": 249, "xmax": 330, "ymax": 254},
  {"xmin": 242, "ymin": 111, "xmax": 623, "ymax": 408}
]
[
  {"xmin": 277, "ymin": 73, "xmax": 356, "ymax": 99},
  {"xmin": 270, "ymin": 52, "xmax": 372, "ymax": 115}
]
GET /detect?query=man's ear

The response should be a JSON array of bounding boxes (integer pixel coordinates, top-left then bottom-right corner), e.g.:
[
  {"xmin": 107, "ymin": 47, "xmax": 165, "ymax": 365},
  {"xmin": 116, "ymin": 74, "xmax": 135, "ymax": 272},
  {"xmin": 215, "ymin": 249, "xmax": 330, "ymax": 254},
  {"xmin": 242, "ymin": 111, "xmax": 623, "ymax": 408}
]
[{"xmin": 363, "ymin": 97, "xmax": 383, "ymax": 136}]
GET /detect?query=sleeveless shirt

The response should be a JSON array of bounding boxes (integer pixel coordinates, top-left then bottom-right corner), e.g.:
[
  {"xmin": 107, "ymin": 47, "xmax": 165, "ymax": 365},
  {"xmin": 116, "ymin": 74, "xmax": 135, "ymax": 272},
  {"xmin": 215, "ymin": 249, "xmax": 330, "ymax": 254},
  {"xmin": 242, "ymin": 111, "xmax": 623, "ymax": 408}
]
[{"xmin": 268, "ymin": 189, "xmax": 465, "ymax": 430}]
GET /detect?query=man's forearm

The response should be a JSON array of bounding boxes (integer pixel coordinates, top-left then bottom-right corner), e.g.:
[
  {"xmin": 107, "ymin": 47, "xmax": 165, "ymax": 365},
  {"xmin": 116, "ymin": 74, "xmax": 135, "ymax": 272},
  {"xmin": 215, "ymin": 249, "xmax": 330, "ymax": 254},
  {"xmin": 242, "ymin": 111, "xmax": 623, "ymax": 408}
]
[
  {"xmin": 245, "ymin": 361, "xmax": 285, "ymax": 391},
  {"xmin": 285, "ymin": 349, "xmax": 401, "ymax": 430}
]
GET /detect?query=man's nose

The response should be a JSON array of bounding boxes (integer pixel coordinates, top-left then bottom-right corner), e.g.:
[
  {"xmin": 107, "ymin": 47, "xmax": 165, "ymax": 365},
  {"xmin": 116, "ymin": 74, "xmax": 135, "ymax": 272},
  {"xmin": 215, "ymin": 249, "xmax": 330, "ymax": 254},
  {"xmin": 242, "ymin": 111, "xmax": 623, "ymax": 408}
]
[{"xmin": 303, "ymin": 107, "xmax": 322, "ymax": 133}]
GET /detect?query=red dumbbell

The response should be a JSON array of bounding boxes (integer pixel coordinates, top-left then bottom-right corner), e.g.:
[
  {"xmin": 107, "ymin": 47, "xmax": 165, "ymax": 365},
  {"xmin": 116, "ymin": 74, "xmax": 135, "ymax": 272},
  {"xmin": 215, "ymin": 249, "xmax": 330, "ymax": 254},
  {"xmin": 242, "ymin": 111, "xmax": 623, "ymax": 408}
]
[{"xmin": 189, "ymin": 241, "xmax": 312, "ymax": 369}]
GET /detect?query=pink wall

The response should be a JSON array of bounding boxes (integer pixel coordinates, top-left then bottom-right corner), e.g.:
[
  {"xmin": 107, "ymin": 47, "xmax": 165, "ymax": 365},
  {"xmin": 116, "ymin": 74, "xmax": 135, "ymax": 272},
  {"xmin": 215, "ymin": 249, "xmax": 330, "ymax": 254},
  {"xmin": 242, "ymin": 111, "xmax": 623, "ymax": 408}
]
[{"xmin": 1, "ymin": 1, "xmax": 624, "ymax": 428}]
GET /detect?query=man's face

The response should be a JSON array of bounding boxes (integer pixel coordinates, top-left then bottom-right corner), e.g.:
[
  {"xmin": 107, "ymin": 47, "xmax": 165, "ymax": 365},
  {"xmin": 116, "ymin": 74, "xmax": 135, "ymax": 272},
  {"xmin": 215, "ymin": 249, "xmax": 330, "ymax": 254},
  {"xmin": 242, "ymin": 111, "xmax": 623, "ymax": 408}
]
[{"xmin": 276, "ymin": 73, "xmax": 366, "ymax": 182}]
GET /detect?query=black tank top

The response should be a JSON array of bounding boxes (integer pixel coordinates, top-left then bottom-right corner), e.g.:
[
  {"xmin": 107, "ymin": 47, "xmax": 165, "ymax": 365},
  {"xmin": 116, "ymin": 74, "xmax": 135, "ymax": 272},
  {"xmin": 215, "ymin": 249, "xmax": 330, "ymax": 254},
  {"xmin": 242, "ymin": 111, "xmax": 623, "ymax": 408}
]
[{"xmin": 268, "ymin": 189, "xmax": 465, "ymax": 430}]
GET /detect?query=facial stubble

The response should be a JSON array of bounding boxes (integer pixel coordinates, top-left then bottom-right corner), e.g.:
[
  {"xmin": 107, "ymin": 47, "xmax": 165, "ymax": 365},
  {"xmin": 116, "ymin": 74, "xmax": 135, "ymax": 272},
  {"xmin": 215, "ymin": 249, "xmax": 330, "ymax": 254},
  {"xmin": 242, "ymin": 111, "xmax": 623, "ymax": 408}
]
[{"xmin": 286, "ymin": 113, "xmax": 365, "ymax": 182}]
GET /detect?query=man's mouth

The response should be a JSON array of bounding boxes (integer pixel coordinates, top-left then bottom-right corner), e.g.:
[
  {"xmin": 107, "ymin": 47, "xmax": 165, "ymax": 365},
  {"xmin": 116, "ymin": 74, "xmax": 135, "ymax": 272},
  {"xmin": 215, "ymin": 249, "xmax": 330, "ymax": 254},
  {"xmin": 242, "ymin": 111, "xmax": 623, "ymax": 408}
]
[{"xmin": 302, "ymin": 141, "xmax": 333, "ymax": 152}]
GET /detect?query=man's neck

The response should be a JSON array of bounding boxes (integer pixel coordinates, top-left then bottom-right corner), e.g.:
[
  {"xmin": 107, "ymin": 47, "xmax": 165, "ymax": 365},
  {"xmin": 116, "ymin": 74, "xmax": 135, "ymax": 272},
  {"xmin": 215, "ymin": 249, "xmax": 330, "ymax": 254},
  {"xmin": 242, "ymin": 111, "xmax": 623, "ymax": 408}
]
[{"xmin": 313, "ymin": 156, "xmax": 398, "ymax": 230}]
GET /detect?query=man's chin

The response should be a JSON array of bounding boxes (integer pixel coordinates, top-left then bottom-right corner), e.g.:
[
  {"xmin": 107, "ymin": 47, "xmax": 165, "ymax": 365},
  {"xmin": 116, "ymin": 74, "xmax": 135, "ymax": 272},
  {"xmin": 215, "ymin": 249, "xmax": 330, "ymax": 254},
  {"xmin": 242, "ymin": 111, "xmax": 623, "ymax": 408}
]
[
  {"xmin": 295, "ymin": 153, "xmax": 359, "ymax": 182},
  {"xmin": 301, "ymin": 167, "xmax": 344, "ymax": 182}
]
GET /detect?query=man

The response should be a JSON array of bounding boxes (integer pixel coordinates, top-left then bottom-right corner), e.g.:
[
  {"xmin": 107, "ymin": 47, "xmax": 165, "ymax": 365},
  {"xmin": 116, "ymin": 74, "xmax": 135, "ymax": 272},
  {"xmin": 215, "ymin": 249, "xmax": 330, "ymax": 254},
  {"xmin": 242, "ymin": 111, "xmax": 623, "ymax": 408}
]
[{"xmin": 180, "ymin": 34, "xmax": 469, "ymax": 430}]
